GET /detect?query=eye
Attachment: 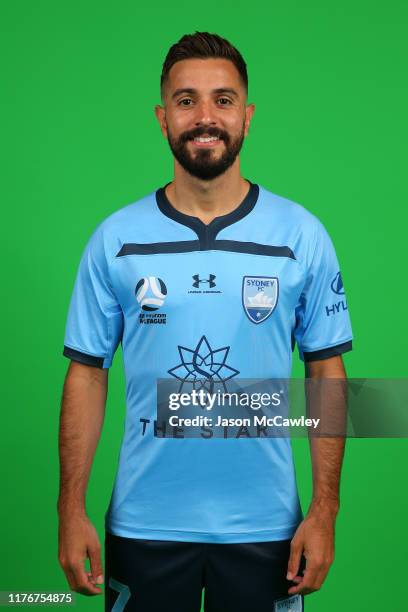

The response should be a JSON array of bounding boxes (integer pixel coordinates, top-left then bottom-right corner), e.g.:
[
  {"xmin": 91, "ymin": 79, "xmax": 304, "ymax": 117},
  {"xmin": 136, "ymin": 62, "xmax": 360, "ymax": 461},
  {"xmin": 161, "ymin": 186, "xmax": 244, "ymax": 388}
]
[
  {"xmin": 178, "ymin": 98, "xmax": 194, "ymax": 106},
  {"xmin": 217, "ymin": 97, "xmax": 232, "ymax": 105}
]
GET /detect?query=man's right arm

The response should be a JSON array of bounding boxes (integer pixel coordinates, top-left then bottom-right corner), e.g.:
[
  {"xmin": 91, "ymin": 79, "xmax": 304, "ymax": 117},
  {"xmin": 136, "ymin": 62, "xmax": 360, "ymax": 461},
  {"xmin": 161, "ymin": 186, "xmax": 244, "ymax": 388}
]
[{"xmin": 57, "ymin": 360, "xmax": 108, "ymax": 596}]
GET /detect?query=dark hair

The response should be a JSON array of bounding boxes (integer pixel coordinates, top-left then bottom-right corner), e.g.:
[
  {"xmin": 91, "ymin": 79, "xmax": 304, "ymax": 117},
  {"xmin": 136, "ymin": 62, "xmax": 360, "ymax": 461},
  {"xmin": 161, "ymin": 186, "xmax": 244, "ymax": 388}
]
[{"xmin": 160, "ymin": 31, "xmax": 248, "ymax": 98}]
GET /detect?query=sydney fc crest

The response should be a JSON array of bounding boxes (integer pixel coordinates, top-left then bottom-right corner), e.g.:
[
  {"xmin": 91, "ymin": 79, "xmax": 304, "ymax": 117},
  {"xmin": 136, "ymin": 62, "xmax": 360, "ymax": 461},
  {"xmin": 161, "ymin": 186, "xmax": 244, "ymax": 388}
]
[{"xmin": 242, "ymin": 276, "xmax": 279, "ymax": 324}]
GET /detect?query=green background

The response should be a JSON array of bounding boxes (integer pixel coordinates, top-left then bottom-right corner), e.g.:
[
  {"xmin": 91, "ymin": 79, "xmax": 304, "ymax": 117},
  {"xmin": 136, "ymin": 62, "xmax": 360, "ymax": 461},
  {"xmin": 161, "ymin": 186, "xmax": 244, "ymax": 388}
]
[{"xmin": 1, "ymin": 0, "xmax": 407, "ymax": 610}]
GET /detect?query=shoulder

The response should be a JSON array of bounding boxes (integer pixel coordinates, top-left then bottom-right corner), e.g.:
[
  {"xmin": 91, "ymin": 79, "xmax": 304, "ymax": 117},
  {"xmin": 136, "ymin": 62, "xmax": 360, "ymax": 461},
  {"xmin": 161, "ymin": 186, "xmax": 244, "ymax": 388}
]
[
  {"xmin": 84, "ymin": 189, "xmax": 161, "ymax": 261},
  {"xmin": 97, "ymin": 190, "xmax": 159, "ymax": 233},
  {"xmin": 256, "ymin": 185, "xmax": 333, "ymax": 265},
  {"xmin": 258, "ymin": 184, "xmax": 325, "ymax": 236}
]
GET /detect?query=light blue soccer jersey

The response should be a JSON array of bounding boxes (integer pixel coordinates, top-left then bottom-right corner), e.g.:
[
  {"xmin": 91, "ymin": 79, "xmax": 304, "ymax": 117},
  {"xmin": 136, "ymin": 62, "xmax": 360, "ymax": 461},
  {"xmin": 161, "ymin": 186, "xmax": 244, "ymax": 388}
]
[{"xmin": 63, "ymin": 181, "xmax": 352, "ymax": 543}]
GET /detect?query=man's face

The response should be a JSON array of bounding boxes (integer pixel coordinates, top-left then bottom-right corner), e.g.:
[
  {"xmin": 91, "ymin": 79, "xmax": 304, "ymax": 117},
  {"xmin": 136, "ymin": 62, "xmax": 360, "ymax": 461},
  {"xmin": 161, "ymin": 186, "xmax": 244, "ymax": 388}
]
[{"xmin": 156, "ymin": 58, "xmax": 255, "ymax": 181}]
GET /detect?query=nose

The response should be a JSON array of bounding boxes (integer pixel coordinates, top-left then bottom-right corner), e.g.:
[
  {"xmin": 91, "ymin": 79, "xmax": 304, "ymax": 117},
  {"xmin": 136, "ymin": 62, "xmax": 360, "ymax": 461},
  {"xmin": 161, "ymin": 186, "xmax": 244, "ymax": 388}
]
[{"xmin": 194, "ymin": 99, "xmax": 217, "ymax": 126}]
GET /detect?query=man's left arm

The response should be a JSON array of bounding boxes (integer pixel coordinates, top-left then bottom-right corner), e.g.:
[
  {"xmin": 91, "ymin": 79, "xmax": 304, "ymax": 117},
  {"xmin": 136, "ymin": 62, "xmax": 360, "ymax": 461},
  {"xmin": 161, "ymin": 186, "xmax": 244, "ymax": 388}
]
[{"xmin": 287, "ymin": 354, "xmax": 346, "ymax": 596}]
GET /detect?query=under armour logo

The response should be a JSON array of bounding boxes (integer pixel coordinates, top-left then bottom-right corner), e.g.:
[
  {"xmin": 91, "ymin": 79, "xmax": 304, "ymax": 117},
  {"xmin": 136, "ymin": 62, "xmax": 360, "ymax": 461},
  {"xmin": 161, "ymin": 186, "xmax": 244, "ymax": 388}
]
[{"xmin": 192, "ymin": 274, "xmax": 216, "ymax": 289}]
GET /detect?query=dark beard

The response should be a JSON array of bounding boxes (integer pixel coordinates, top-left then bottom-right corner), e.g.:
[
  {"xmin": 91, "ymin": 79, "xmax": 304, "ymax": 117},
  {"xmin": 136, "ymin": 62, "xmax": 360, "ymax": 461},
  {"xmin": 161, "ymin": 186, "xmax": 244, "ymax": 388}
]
[{"xmin": 167, "ymin": 124, "xmax": 245, "ymax": 181}]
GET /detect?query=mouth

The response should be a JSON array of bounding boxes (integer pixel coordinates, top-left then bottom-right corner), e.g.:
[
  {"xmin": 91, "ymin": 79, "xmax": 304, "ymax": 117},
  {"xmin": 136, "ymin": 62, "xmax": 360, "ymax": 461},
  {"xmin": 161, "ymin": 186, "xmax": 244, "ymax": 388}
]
[{"xmin": 190, "ymin": 135, "xmax": 222, "ymax": 148}]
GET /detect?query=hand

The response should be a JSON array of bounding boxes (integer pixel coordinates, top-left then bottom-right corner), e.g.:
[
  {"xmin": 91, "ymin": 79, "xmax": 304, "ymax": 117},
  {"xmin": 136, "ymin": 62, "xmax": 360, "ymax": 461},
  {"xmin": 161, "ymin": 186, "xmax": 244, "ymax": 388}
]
[
  {"xmin": 286, "ymin": 504, "xmax": 336, "ymax": 596},
  {"xmin": 58, "ymin": 512, "xmax": 104, "ymax": 596}
]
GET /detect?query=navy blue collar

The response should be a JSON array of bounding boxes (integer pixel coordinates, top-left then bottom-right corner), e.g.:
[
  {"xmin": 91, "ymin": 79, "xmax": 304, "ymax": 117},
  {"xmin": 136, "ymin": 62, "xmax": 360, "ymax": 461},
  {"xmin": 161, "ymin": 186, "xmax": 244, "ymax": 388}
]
[{"xmin": 156, "ymin": 180, "xmax": 259, "ymax": 249}]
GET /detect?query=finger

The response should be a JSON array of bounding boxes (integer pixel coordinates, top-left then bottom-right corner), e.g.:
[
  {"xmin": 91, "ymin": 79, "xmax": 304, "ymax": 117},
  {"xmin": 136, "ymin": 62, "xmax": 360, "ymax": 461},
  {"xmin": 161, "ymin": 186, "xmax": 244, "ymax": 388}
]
[
  {"xmin": 288, "ymin": 564, "xmax": 316, "ymax": 594},
  {"xmin": 288, "ymin": 563, "xmax": 324, "ymax": 595},
  {"xmin": 311, "ymin": 562, "xmax": 332, "ymax": 591},
  {"xmin": 88, "ymin": 545, "xmax": 104, "ymax": 586},
  {"xmin": 289, "ymin": 585, "xmax": 315, "ymax": 596},
  {"xmin": 60, "ymin": 559, "xmax": 80, "ymax": 593},
  {"xmin": 70, "ymin": 562, "xmax": 103, "ymax": 595},
  {"xmin": 305, "ymin": 556, "xmax": 332, "ymax": 591},
  {"xmin": 66, "ymin": 567, "xmax": 99, "ymax": 596},
  {"xmin": 64, "ymin": 567, "xmax": 77, "ymax": 591},
  {"xmin": 288, "ymin": 577, "xmax": 315, "ymax": 596},
  {"xmin": 286, "ymin": 540, "xmax": 302, "ymax": 581}
]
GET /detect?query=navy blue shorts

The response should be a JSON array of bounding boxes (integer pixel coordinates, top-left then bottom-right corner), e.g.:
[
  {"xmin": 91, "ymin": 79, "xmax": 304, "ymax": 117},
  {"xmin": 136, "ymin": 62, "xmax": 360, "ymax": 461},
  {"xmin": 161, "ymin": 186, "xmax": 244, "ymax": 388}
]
[{"xmin": 104, "ymin": 531, "xmax": 306, "ymax": 611}]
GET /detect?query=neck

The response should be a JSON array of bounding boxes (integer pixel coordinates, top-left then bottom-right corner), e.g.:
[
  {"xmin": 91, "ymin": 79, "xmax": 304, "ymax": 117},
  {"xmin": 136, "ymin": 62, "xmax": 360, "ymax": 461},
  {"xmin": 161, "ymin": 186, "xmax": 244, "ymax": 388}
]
[{"xmin": 165, "ymin": 159, "xmax": 250, "ymax": 224}]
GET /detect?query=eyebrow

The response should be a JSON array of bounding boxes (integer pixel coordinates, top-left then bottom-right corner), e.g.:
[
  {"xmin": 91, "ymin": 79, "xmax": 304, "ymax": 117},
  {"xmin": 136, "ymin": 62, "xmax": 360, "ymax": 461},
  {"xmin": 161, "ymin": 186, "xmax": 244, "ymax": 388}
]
[{"xmin": 171, "ymin": 87, "xmax": 239, "ymax": 100}]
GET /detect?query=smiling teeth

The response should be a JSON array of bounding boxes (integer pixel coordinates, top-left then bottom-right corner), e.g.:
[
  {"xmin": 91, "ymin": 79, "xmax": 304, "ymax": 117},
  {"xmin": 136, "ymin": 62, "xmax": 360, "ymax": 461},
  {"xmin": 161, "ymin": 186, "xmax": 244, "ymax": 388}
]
[{"xmin": 194, "ymin": 136, "xmax": 219, "ymax": 142}]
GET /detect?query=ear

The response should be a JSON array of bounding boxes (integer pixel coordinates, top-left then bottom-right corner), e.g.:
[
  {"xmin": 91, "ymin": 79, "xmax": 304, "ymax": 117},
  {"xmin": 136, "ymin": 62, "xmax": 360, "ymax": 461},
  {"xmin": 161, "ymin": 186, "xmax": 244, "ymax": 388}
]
[
  {"xmin": 244, "ymin": 103, "xmax": 255, "ymax": 136},
  {"xmin": 154, "ymin": 104, "xmax": 168, "ymax": 139}
]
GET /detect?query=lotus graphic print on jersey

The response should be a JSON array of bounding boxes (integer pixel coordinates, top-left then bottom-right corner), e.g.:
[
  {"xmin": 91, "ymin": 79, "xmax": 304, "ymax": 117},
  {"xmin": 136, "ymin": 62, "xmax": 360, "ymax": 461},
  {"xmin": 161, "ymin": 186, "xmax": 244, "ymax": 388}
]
[{"xmin": 168, "ymin": 335, "xmax": 240, "ymax": 393}]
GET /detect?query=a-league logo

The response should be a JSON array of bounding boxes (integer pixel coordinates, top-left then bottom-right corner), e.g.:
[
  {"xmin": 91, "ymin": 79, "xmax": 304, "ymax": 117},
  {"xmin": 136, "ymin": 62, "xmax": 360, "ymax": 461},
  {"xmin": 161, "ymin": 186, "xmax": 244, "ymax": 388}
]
[{"xmin": 135, "ymin": 277, "xmax": 167, "ymax": 311}]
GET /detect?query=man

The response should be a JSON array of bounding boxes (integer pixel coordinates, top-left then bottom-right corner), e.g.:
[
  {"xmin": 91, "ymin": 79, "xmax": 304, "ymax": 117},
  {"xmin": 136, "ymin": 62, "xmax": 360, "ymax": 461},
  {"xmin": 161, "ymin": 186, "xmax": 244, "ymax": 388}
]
[{"xmin": 58, "ymin": 32, "xmax": 352, "ymax": 612}]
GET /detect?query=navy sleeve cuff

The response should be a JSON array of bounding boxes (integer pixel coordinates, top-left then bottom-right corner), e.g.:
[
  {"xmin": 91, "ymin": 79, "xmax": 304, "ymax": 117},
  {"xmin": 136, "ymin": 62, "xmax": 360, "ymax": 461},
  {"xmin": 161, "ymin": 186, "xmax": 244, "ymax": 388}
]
[
  {"xmin": 63, "ymin": 346, "xmax": 105, "ymax": 368},
  {"xmin": 303, "ymin": 340, "xmax": 353, "ymax": 362}
]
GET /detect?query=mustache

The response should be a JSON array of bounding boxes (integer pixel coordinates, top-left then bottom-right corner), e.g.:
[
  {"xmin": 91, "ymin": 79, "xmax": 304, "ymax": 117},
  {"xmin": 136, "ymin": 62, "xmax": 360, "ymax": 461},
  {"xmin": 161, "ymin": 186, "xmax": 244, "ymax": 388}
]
[{"xmin": 178, "ymin": 126, "xmax": 230, "ymax": 144}]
